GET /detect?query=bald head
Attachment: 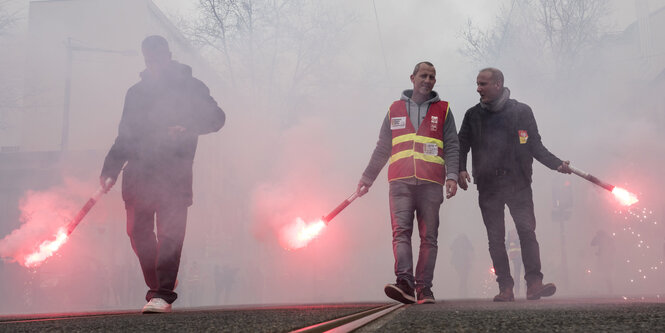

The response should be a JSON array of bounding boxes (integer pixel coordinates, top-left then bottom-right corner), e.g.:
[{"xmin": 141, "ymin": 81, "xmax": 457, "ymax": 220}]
[
  {"xmin": 479, "ymin": 67, "xmax": 504, "ymax": 88},
  {"xmin": 476, "ymin": 67, "xmax": 504, "ymax": 103}
]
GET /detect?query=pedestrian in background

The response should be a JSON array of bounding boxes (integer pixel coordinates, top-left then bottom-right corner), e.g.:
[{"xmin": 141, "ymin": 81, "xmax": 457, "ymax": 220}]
[
  {"xmin": 458, "ymin": 67, "xmax": 571, "ymax": 302},
  {"xmin": 100, "ymin": 35, "xmax": 226, "ymax": 313},
  {"xmin": 590, "ymin": 230, "xmax": 615, "ymax": 294},
  {"xmin": 450, "ymin": 233, "xmax": 475, "ymax": 298},
  {"xmin": 506, "ymin": 228, "xmax": 522, "ymax": 296},
  {"xmin": 357, "ymin": 61, "xmax": 460, "ymax": 304}
]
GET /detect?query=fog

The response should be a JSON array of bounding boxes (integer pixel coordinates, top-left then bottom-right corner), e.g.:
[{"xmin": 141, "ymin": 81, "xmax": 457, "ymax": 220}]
[{"xmin": 0, "ymin": 0, "xmax": 664, "ymax": 315}]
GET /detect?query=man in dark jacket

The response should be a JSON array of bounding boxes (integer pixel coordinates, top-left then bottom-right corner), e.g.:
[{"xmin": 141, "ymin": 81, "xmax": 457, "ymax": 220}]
[
  {"xmin": 458, "ymin": 68, "xmax": 570, "ymax": 302},
  {"xmin": 357, "ymin": 61, "xmax": 460, "ymax": 304},
  {"xmin": 100, "ymin": 35, "xmax": 225, "ymax": 313}
]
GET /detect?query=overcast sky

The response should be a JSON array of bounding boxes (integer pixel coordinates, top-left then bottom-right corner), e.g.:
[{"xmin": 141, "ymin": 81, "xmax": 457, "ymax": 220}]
[
  {"xmin": 148, "ymin": 0, "xmax": 665, "ymax": 96},
  {"xmin": 152, "ymin": 0, "xmax": 665, "ymax": 33}
]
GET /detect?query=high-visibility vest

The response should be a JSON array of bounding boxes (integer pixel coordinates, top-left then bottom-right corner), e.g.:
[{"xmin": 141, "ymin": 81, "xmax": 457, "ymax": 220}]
[
  {"xmin": 387, "ymin": 100, "xmax": 449, "ymax": 185},
  {"xmin": 507, "ymin": 231, "xmax": 521, "ymax": 260}
]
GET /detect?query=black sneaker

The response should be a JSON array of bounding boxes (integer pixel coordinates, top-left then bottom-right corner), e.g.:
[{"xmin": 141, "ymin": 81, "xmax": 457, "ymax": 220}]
[
  {"xmin": 416, "ymin": 287, "xmax": 436, "ymax": 304},
  {"xmin": 384, "ymin": 280, "xmax": 415, "ymax": 304}
]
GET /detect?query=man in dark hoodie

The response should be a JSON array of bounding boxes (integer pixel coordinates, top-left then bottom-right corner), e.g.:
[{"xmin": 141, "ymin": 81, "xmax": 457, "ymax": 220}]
[
  {"xmin": 100, "ymin": 35, "xmax": 225, "ymax": 313},
  {"xmin": 357, "ymin": 61, "xmax": 459, "ymax": 304},
  {"xmin": 458, "ymin": 68, "xmax": 570, "ymax": 302}
]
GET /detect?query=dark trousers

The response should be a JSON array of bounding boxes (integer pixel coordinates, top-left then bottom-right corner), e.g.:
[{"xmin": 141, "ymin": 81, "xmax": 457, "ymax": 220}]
[
  {"xmin": 389, "ymin": 182, "xmax": 443, "ymax": 289},
  {"xmin": 126, "ymin": 202, "xmax": 188, "ymax": 304},
  {"xmin": 478, "ymin": 184, "xmax": 543, "ymax": 290}
]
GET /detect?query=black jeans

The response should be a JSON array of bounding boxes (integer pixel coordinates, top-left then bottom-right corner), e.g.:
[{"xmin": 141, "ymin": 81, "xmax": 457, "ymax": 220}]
[
  {"xmin": 126, "ymin": 201, "xmax": 188, "ymax": 304},
  {"xmin": 478, "ymin": 184, "xmax": 543, "ymax": 290}
]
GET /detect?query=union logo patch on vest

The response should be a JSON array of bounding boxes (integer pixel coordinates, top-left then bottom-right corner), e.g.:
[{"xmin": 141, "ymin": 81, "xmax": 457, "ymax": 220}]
[
  {"xmin": 430, "ymin": 116, "xmax": 438, "ymax": 131},
  {"xmin": 391, "ymin": 116, "xmax": 407, "ymax": 130},
  {"xmin": 519, "ymin": 130, "xmax": 528, "ymax": 144}
]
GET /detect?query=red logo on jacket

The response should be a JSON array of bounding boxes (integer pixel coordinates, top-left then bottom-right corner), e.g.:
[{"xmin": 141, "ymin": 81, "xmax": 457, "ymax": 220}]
[{"xmin": 518, "ymin": 130, "xmax": 528, "ymax": 144}]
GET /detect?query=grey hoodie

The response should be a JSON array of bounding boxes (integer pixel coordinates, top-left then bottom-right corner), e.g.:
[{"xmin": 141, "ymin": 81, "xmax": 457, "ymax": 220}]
[{"xmin": 360, "ymin": 90, "xmax": 460, "ymax": 187}]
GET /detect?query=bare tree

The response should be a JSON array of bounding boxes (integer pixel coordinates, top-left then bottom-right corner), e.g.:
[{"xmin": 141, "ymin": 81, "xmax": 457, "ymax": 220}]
[
  {"xmin": 536, "ymin": 0, "xmax": 609, "ymax": 71},
  {"xmin": 0, "ymin": 0, "xmax": 18, "ymax": 36},
  {"xmin": 460, "ymin": 0, "xmax": 610, "ymax": 78},
  {"xmin": 173, "ymin": 0, "xmax": 354, "ymax": 120},
  {"xmin": 0, "ymin": 0, "xmax": 21, "ymax": 131}
]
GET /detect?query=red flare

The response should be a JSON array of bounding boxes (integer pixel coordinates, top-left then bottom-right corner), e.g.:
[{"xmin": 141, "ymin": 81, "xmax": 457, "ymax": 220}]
[
  {"xmin": 611, "ymin": 186, "xmax": 639, "ymax": 206},
  {"xmin": 18, "ymin": 179, "xmax": 110, "ymax": 268},
  {"xmin": 569, "ymin": 165, "xmax": 639, "ymax": 207},
  {"xmin": 280, "ymin": 217, "xmax": 327, "ymax": 250},
  {"xmin": 280, "ymin": 191, "xmax": 360, "ymax": 250},
  {"xmin": 24, "ymin": 228, "xmax": 69, "ymax": 268}
]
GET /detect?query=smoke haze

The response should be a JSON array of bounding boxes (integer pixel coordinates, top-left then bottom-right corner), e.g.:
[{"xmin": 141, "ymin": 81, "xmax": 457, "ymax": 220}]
[
  {"xmin": 0, "ymin": 177, "xmax": 86, "ymax": 266},
  {"xmin": 0, "ymin": 0, "xmax": 664, "ymax": 315}
]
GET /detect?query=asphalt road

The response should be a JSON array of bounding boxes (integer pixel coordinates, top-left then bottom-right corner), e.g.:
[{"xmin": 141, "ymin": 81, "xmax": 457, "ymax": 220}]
[
  {"xmin": 359, "ymin": 298, "xmax": 665, "ymax": 332},
  {"xmin": 0, "ymin": 304, "xmax": 381, "ymax": 333},
  {"xmin": 1, "ymin": 298, "xmax": 663, "ymax": 332}
]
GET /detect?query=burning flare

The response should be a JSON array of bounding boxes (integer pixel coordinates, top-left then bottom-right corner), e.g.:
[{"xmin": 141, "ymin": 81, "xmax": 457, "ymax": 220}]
[
  {"xmin": 0, "ymin": 180, "xmax": 109, "ymax": 268},
  {"xmin": 611, "ymin": 186, "xmax": 639, "ymax": 207},
  {"xmin": 278, "ymin": 191, "xmax": 359, "ymax": 250},
  {"xmin": 24, "ymin": 227, "xmax": 69, "ymax": 268},
  {"xmin": 568, "ymin": 165, "xmax": 639, "ymax": 207},
  {"xmin": 280, "ymin": 217, "xmax": 327, "ymax": 250}
]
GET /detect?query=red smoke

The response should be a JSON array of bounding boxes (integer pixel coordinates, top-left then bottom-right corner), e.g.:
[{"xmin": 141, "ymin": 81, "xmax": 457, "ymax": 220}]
[{"xmin": 0, "ymin": 179, "xmax": 87, "ymax": 267}]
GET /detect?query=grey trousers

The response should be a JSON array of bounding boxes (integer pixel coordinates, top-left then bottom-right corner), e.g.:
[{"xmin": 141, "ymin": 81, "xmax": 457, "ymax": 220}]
[{"xmin": 389, "ymin": 182, "xmax": 444, "ymax": 289}]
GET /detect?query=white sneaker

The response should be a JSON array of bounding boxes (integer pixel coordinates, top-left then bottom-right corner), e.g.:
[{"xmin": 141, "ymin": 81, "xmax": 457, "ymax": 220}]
[{"xmin": 142, "ymin": 298, "xmax": 172, "ymax": 313}]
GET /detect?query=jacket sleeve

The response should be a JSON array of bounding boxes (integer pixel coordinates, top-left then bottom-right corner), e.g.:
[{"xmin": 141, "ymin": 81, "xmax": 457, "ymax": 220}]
[
  {"xmin": 186, "ymin": 78, "xmax": 226, "ymax": 135},
  {"xmin": 100, "ymin": 88, "xmax": 134, "ymax": 181},
  {"xmin": 457, "ymin": 109, "xmax": 472, "ymax": 172},
  {"xmin": 522, "ymin": 105, "xmax": 563, "ymax": 170},
  {"xmin": 442, "ymin": 108, "xmax": 459, "ymax": 181},
  {"xmin": 360, "ymin": 112, "xmax": 392, "ymax": 186}
]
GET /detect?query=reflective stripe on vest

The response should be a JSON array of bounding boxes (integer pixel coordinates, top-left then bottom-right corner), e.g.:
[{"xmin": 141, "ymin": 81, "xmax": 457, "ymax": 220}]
[
  {"xmin": 508, "ymin": 242, "xmax": 521, "ymax": 259},
  {"xmin": 387, "ymin": 100, "xmax": 449, "ymax": 185}
]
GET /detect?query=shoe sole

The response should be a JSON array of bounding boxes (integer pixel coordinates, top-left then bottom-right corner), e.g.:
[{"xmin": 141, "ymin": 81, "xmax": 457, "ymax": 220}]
[
  {"xmin": 493, "ymin": 297, "xmax": 515, "ymax": 302},
  {"xmin": 527, "ymin": 284, "xmax": 556, "ymax": 300},
  {"xmin": 384, "ymin": 284, "xmax": 415, "ymax": 304},
  {"xmin": 417, "ymin": 298, "xmax": 436, "ymax": 304},
  {"xmin": 142, "ymin": 305, "xmax": 172, "ymax": 313},
  {"xmin": 142, "ymin": 309, "xmax": 171, "ymax": 313},
  {"xmin": 142, "ymin": 306, "xmax": 172, "ymax": 314}
]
